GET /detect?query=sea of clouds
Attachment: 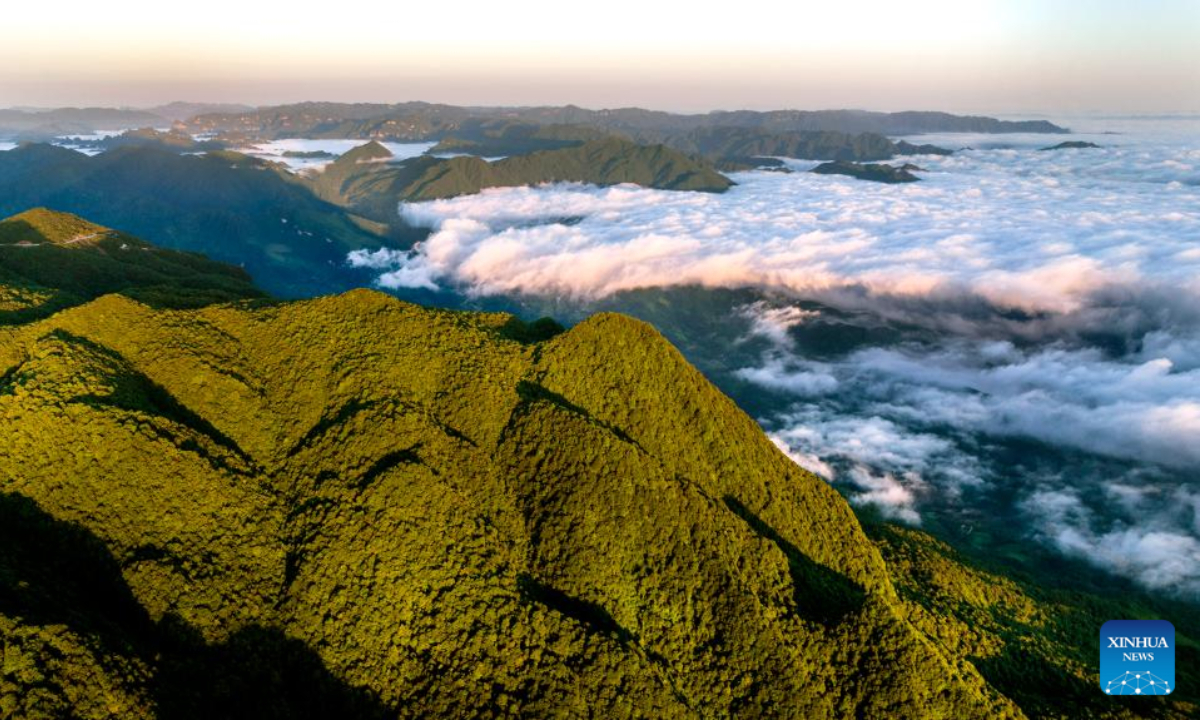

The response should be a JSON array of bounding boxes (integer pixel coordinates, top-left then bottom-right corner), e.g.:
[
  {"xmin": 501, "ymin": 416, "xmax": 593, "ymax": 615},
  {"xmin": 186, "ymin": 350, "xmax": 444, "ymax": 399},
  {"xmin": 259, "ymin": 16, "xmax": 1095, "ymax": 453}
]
[{"xmin": 350, "ymin": 117, "xmax": 1200, "ymax": 595}]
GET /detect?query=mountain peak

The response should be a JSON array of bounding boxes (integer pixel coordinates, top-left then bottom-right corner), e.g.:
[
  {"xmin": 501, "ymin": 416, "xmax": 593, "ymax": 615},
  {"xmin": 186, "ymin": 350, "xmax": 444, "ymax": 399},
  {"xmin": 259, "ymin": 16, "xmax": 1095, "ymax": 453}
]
[
  {"xmin": 0, "ymin": 207, "xmax": 115, "ymax": 247},
  {"xmin": 341, "ymin": 140, "xmax": 393, "ymax": 164}
]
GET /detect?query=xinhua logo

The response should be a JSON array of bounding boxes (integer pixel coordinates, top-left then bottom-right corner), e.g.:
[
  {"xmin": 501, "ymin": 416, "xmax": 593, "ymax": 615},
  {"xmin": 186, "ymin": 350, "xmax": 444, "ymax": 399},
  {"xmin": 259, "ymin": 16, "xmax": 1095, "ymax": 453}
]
[{"xmin": 1100, "ymin": 620, "xmax": 1175, "ymax": 696}]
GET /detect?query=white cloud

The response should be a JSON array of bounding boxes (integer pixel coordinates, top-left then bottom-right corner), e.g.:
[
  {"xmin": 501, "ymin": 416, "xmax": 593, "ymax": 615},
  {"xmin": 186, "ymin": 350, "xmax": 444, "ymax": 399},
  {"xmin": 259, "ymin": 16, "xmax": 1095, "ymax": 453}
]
[
  {"xmin": 738, "ymin": 300, "xmax": 820, "ymax": 348},
  {"xmin": 735, "ymin": 357, "xmax": 839, "ymax": 396},
  {"xmin": 1023, "ymin": 489, "xmax": 1200, "ymax": 595},
  {"xmin": 846, "ymin": 343, "xmax": 1200, "ymax": 470},
  {"xmin": 358, "ymin": 126, "xmax": 1200, "ymax": 317}
]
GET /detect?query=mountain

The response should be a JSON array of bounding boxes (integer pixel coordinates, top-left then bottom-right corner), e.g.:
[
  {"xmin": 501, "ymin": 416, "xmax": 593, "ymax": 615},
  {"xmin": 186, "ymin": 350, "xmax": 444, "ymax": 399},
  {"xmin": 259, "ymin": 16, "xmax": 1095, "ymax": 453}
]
[
  {"xmin": 0, "ymin": 107, "xmax": 167, "ymax": 140},
  {"xmin": 0, "ymin": 214, "xmax": 1194, "ymax": 718},
  {"xmin": 811, "ymin": 160, "xmax": 923, "ymax": 183},
  {"xmin": 428, "ymin": 123, "xmax": 954, "ymax": 168},
  {"xmin": 315, "ymin": 138, "xmax": 731, "ymax": 215},
  {"xmin": 653, "ymin": 126, "xmax": 953, "ymax": 167},
  {"xmin": 404, "ymin": 138, "xmax": 733, "ymax": 199},
  {"xmin": 188, "ymin": 101, "xmax": 474, "ymax": 142},
  {"xmin": 184, "ymin": 102, "xmax": 1069, "ymax": 142},
  {"xmin": 0, "ymin": 208, "xmax": 264, "ymax": 323},
  {"xmin": 429, "ymin": 120, "xmax": 617, "ymax": 156},
  {"xmin": 0, "ymin": 144, "xmax": 400, "ymax": 297},
  {"xmin": 0, "ymin": 286, "xmax": 1010, "ymax": 719},
  {"xmin": 694, "ymin": 109, "xmax": 1067, "ymax": 135},
  {"xmin": 145, "ymin": 102, "xmax": 256, "ymax": 122},
  {"xmin": 1040, "ymin": 141, "xmax": 1102, "ymax": 151},
  {"xmin": 66, "ymin": 128, "xmax": 227, "ymax": 154}
]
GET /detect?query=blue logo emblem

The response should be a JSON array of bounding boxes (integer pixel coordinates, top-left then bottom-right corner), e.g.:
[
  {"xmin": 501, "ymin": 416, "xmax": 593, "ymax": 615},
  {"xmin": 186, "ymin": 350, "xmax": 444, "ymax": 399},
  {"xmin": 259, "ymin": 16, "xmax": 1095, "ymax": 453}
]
[{"xmin": 1100, "ymin": 620, "xmax": 1175, "ymax": 696}]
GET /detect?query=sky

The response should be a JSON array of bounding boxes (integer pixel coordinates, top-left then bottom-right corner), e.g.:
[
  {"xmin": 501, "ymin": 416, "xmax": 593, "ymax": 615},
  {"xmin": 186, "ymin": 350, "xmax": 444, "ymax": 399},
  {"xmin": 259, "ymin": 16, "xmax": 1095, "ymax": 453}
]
[{"xmin": 2, "ymin": 0, "xmax": 1198, "ymax": 114}]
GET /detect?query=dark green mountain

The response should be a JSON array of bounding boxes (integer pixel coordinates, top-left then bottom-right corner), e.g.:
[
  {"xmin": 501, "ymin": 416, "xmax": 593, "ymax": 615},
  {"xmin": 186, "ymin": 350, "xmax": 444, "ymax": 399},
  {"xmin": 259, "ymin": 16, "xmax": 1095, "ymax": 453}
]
[
  {"xmin": 1040, "ymin": 141, "xmax": 1102, "ymax": 151},
  {"xmin": 404, "ymin": 138, "xmax": 732, "ymax": 199},
  {"xmin": 312, "ymin": 138, "xmax": 731, "ymax": 218},
  {"xmin": 0, "ymin": 144, "xmax": 400, "ymax": 297},
  {"xmin": 812, "ymin": 160, "xmax": 923, "ymax": 183}
]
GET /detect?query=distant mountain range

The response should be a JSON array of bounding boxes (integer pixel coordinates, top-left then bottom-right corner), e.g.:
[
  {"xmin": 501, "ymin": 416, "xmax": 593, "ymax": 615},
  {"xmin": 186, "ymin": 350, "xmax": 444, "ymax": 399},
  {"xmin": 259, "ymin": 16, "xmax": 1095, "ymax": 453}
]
[
  {"xmin": 182, "ymin": 102, "xmax": 1069, "ymax": 140},
  {"xmin": 0, "ymin": 104, "xmax": 255, "ymax": 139},
  {"xmin": 0, "ymin": 107, "xmax": 167, "ymax": 140},
  {"xmin": 424, "ymin": 120, "xmax": 955, "ymax": 169},
  {"xmin": 0, "ymin": 102, "xmax": 1070, "ymax": 145}
]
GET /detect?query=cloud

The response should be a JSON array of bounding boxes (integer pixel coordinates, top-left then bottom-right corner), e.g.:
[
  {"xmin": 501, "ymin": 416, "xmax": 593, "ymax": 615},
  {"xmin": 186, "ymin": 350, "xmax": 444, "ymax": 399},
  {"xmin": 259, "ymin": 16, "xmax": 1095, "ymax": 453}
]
[
  {"xmin": 735, "ymin": 357, "xmax": 839, "ymax": 396},
  {"xmin": 359, "ymin": 130, "xmax": 1200, "ymax": 320},
  {"xmin": 735, "ymin": 287, "xmax": 1200, "ymax": 595},
  {"xmin": 1023, "ymin": 488, "xmax": 1200, "ymax": 595},
  {"xmin": 766, "ymin": 410, "xmax": 986, "ymax": 523},
  {"xmin": 738, "ymin": 300, "xmax": 820, "ymax": 347},
  {"xmin": 846, "ymin": 343, "xmax": 1200, "ymax": 470}
]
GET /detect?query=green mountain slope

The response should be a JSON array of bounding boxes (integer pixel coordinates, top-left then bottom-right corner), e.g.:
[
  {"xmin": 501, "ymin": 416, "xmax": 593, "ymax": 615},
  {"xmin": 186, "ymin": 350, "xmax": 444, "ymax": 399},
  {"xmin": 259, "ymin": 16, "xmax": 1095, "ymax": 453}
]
[
  {"xmin": 407, "ymin": 138, "xmax": 733, "ymax": 198},
  {"xmin": 2, "ymin": 282, "xmax": 1027, "ymax": 718},
  {"xmin": 0, "ymin": 208, "xmax": 264, "ymax": 323}
]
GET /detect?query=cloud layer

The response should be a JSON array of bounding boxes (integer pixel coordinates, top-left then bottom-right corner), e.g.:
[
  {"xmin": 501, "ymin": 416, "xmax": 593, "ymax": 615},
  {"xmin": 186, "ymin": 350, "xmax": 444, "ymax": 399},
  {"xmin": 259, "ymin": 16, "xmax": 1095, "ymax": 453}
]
[{"xmin": 361, "ymin": 124, "xmax": 1200, "ymax": 319}]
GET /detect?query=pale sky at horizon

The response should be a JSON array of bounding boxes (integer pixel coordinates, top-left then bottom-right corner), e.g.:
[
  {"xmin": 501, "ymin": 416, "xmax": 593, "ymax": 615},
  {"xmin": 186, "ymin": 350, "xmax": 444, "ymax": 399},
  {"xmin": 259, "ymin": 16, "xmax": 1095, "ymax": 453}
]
[{"xmin": 3, "ymin": 0, "xmax": 1198, "ymax": 114}]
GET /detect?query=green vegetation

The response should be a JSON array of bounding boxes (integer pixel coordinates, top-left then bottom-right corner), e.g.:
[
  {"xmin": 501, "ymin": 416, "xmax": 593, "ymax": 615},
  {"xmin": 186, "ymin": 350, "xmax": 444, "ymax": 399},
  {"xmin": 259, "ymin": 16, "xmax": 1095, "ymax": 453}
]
[
  {"xmin": 0, "ymin": 285, "xmax": 1025, "ymax": 718},
  {"xmin": 404, "ymin": 138, "xmax": 732, "ymax": 199},
  {"xmin": 873, "ymin": 524, "xmax": 1197, "ymax": 720},
  {"xmin": 812, "ymin": 160, "xmax": 923, "ymax": 183},
  {"xmin": 2, "ymin": 214, "xmax": 1191, "ymax": 718},
  {"xmin": 0, "ymin": 209, "xmax": 264, "ymax": 323}
]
